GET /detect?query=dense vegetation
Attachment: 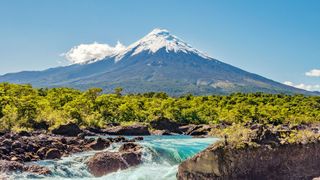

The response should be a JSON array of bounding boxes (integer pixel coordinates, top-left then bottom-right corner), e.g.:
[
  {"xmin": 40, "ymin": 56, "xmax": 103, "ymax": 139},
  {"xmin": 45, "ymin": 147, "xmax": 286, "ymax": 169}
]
[{"xmin": 0, "ymin": 83, "xmax": 320, "ymax": 132}]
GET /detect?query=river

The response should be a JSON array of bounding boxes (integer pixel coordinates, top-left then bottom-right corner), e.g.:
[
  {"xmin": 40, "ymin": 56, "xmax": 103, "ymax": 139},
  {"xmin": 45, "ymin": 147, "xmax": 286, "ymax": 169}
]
[{"xmin": 12, "ymin": 135, "xmax": 218, "ymax": 180}]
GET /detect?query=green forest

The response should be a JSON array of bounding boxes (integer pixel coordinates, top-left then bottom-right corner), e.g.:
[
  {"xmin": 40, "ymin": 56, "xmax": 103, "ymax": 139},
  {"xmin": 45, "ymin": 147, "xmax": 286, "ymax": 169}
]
[{"xmin": 1, "ymin": 83, "xmax": 320, "ymax": 132}]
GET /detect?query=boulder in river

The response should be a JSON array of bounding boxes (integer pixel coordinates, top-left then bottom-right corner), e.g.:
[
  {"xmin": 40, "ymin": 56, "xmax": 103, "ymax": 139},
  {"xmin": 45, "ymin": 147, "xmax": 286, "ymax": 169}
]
[
  {"xmin": 51, "ymin": 123, "xmax": 82, "ymax": 136},
  {"xmin": 132, "ymin": 136, "xmax": 144, "ymax": 141},
  {"xmin": 118, "ymin": 142, "xmax": 142, "ymax": 152},
  {"xmin": 86, "ymin": 143, "xmax": 143, "ymax": 177},
  {"xmin": 45, "ymin": 148, "xmax": 62, "ymax": 159},
  {"xmin": 87, "ymin": 137, "xmax": 110, "ymax": 150}
]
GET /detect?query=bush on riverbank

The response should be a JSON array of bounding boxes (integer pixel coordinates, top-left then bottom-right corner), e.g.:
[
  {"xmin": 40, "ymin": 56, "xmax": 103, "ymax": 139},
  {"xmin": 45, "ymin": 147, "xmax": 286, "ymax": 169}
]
[
  {"xmin": 210, "ymin": 123, "xmax": 320, "ymax": 149},
  {"xmin": 1, "ymin": 83, "xmax": 320, "ymax": 131}
]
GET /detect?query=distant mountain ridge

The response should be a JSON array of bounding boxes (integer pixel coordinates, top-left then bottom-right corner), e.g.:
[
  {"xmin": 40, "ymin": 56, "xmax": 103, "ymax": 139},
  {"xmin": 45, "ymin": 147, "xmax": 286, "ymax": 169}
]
[{"xmin": 0, "ymin": 28, "xmax": 318, "ymax": 96}]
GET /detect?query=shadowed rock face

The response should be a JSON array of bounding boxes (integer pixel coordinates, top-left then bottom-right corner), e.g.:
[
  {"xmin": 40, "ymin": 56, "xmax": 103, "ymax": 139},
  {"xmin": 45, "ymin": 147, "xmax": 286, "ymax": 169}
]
[
  {"xmin": 177, "ymin": 142, "xmax": 320, "ymax": 180},
  {"xmin": 150, "ymin": 117, "xmax": 182, "ymax": 133},
  {"xmin": 51, "ymin": 123, "xmax": 82, "ymax": 137},
  {"xmin": 104, "ymin": 125, "xmax": 150, "ymax": 136}
]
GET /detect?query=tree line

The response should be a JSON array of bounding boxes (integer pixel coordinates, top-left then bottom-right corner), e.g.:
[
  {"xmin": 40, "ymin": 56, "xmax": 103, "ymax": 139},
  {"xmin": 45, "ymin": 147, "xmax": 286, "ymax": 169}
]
[{"xmin": 0, "ymin": 83, "xmax": 320, "ymax": 131}]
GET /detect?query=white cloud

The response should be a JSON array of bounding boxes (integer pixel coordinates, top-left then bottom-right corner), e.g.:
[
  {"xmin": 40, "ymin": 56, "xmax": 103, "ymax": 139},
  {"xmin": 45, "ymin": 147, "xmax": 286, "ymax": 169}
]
[
  {"xmin": 283, "ymin": 81, "xmax": 320, "ymax": 91},
  {"xmin": 63, "ymin": 41, "xmax": 126, "ymax": 64},
  {"xmin": 305, "ymin": 69, "xmax": 320, "ymax": 77}
]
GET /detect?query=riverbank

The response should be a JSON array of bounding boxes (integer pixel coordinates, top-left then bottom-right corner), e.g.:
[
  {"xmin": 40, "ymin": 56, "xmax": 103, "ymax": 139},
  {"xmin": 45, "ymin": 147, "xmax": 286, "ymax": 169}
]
[
  {"xmin": 177, "ymin": 123, "xmax": 320, "ymax": 179},
  {"xmin": 1, "ymin": 118, "xmax": 320, "ymax": 179},
  {"xmin": 0, "ymin": 118, "xmax": 214, "ymax": 178},
  {"xmin": 0, "ymin": 135, "xmax": 217, "ymax": 179}
]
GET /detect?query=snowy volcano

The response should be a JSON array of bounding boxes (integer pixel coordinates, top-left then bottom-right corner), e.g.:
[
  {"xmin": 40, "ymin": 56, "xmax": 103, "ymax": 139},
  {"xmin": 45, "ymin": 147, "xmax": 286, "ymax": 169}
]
[
  {"xmin": 0, "ymin": 28, "xmax": 316, "ymax": 95},
  {"xmin": 115, "ymin": 28, "xmax": 211, "ymax": 60}
]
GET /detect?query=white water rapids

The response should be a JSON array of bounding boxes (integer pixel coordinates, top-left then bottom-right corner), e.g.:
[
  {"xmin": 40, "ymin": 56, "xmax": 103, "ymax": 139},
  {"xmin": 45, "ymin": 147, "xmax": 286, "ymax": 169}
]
[{"xmin": 10, "ymin": 135, "xmax": 218, "ymax": 180}]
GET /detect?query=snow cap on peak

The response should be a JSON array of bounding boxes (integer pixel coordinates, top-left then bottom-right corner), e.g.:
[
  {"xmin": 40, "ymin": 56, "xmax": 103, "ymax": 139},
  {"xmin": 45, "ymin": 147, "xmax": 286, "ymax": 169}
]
[
  {"xmin": 117, "ymin": 28, "xmax": 210, "ymax": 59},
  {"xmin": 64, "ymin": 28, "xmax": 211, "ymax": 64},
  {"xmin": 148, "ymin": 28, "xmax": 170, "ymax": 36}
]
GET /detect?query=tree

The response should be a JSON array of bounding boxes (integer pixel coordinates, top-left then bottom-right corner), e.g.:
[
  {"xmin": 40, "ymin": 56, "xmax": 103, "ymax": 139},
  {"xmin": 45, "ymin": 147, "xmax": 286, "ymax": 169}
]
[{"xmin": 114, "ymin": 87, "xmax": 123, "ymax": 97}]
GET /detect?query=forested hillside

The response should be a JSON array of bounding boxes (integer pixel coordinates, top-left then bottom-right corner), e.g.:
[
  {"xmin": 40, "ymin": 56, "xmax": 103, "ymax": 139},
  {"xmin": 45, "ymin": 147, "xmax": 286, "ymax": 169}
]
[{"xmin": 1, "ymin": 83, "xmax": 319, "ymax": 132}]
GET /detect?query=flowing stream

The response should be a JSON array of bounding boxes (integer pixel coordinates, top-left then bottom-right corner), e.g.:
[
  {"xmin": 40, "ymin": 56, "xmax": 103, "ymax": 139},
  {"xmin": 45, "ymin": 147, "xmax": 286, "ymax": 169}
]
[{"xmin": 11, "ymin": 135, "xmax": 218, "ymax": 180}]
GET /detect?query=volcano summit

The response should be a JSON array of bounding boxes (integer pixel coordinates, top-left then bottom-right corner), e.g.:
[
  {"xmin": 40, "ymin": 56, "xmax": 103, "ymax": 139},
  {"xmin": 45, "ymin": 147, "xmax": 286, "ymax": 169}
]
[{"xmin": 0, "ymin": 28, "xmax": 315, "ymax": 95}]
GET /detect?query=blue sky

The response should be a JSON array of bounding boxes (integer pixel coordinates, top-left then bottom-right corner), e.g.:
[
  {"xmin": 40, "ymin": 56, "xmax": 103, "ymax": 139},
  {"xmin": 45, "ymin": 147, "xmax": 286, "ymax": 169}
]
[{"xmin": 0, "ymin": 0, "xmax": 319, "ymax": 90}]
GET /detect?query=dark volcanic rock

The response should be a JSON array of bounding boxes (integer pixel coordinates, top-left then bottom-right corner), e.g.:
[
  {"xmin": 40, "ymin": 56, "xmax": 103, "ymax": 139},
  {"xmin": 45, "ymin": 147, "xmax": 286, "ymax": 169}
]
[
  {"xmin": 52, "ymin": 123, "xmax": 82, "ymax": 136},
  {"xmin": 87, "ymin": 137, "xmax": 110, "ymax": 150},
  {"xmin": 150, "ymin": 117, "xmax": 182, "ymax": 133},
  {"xmin": 18, "ymin": 131, "xmax": 31, "ymax": 137},
  {"xmin": 0, "ymin": 131, "xmax": 105, "ymax": 163},
  {"xmin": 36, "ymin": 147, "xmax": 48, "ymax": 159},
  {"xmin": 25, "ymin": 164, "xmax": 51, "ymax": 175},
  {"xmin": 0, "ymin": 160, "xmax": 24, "ymax": 172},
  {"xmin": 86, "ymin": 127, "xmax": 104, "ymax": 134},
  {"xmin": 183, "ymin": 125, "xmax": 211, "ymax": 136},
  {"xmin": 31, "ymin": 121, "xmax": 50, "ymax": 130},
  {"xmin": 82, "ymin": 130, "xmax": 97, "ymax": 137},
  {"xmin": 25, "ymin": 143, "xmax": 39, "ymax": 152},
  {"xmin": 86, "ymin": 143, "xmax": 143, "ymax": 177},
  {"xmin": 104, "ymin": 124, "xmax": 150, "ymax": 136},
  {"xmin": 253, "ymin": 126, "xmax": 281, "ymax": 145},
  {"xmin": 132, "ymin": 136, "xmax": 144, "ymax": 141},
  {"xmin": 0, "ymin": 130, "xmax": 8, "ymax": 136},
  {"xmin": 177, "ymin": 142, "xmax": 320, "ymax": 180},
  {"xmin": 110, "ymin": 136, "xmax": 127, "ymax": 143},
  {"xmin": 11, "ymin": 141, "xmax": 22, "ymax": 149},
  {"xmin": 119, "ymin": 143, "xmax": 142, "ymax": 152},
  {"xmin": 0, "ymin": 160, "xmax": 51, "ymax": 175},
  {"xmin": 77, "ymin": 132, "xmax": 86, "ymax": 139},
  {"xmin": 151, "ymin": 129, "xmax": 173, "ymax": 135},
  {"xmin": 191, "ymin": 125, "xmax": 211, "ymax": 136},
  {"xmin": 45, "ymin": 148, "xmax": 62, "ymax": 159}
]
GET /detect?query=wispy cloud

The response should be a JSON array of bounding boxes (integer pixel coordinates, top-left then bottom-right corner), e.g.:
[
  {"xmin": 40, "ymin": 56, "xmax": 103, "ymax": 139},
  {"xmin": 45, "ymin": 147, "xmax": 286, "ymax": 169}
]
[
  {"xmin": 283, "ymin": 81, "xmax": 320, "ymax": 91},
  {"xmin": 62, "ymin": 41, "xmax": 126, "ymax": 64},
  {"xmin": 305, "ymin": 69, "xmax": 320, "ymax": 77}
]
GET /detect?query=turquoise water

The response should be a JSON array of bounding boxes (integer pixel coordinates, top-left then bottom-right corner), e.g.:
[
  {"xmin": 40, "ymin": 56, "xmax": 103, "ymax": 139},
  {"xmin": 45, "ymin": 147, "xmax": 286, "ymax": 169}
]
[{"xmin": 12, "ymin": 135, "xmax": 218, "ymax": 180}]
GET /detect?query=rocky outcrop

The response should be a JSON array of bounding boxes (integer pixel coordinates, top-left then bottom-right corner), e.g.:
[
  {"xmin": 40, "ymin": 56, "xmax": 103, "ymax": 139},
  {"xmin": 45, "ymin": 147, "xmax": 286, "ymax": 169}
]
[
  {"xmin": 0, "ymin": 132, "xmax": 140, "ymax": 177},
  {"xmin": 45, "ymin": 148, "xmax": 62, "ymax": 159},
  {"xmin": 24, "ymin": 164, "xmax": 52, "ymax": 175},
  {"xmin": 0, "ymin": 160, "xmax": 51, "ymax": 175},
  {"xmin": 150, "ymin": 117, "xmax": 212, "ymax": 135},
  {"xmin": 151, "ymin": 129, "xmax": 173, "ymax": 135},
  {"xmin": 51, "ymin": 123, "xmax": 82, "ymax": 136},
  {"xmin": 86, "ymin": 143, "xmax": 143, "ymax": 177},
  {"xmin": 150, "ymin": 117, "xmax": 182, "ymax": 133},
  {"xmin": 0, "ymin": 132, "xmax": 117, "ymax": 163},
  {"xmin": 86, "ymin": 137, "xmax": 110, "ymax": 150},
  {"xmin": 180, "ymin": 124, "xmax": 211, "ymax": 136},
  {"xmin": 118, "ymin": 142, "xmax": 142, "ymax": 152},
  {"xmin": 104, "ymin": 124, "xmax": 150, "ymax": 136},
  {"xmin": 177, "ymin": 131, "xmax": 320, "ymax": 180}
]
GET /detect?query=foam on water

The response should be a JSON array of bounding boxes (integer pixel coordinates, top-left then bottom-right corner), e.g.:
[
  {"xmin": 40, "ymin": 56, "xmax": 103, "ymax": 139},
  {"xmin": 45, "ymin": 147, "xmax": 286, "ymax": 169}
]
[{"xmin": 11, "ymin": 135, "xmax": 218, "ymax": 180}]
